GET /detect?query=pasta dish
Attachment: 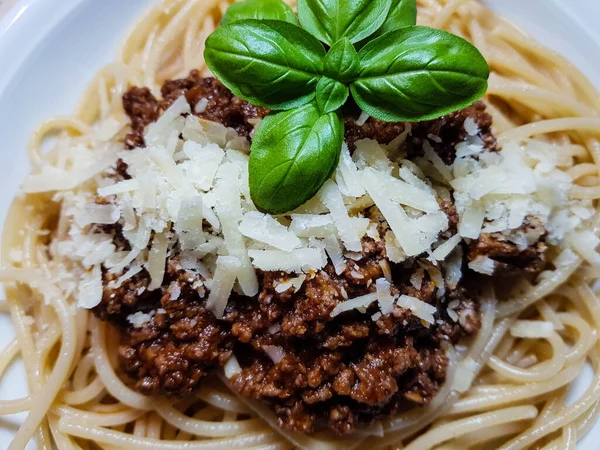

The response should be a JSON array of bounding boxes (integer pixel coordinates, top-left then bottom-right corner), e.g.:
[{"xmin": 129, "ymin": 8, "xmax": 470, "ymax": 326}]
[{"xmin": 1, "ymin": 0, "xmax": 600, "ymax": 449}]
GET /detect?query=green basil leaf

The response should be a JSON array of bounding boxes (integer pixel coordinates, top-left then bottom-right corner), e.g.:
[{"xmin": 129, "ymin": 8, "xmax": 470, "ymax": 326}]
[
  {"xmin": 316, "ymin": 78, "xmax": 349, "ymax": 113},
  {"xmin": 205, "ymin": 20, "xmax": 326, "ymax": 110},
  {"xmin": 378, "ymin": 0, "xmax": 417, "ymax": 35},
  {"xmin": 324, "ymin": 38, "xmax": 360, "ymax": 82},
  {"xmin": 297, "ymin": 0, "xmax": 393, "ymax": 46},
  {"xmin": 250, "ymin": 103, "xmax": 343, "ymax": 214},
  {"xmin": 221, "ymin": 0, "xmax": 298, "ymax": 25},
  {"xmin": 351, "ymin": 26, "xmax": 489, "ymax": 122}
]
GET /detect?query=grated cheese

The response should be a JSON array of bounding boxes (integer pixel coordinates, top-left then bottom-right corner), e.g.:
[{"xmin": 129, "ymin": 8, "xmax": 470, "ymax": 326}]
[
  {"xmin": 147, "ymin": 233, "xmax": 170, "ymax": 290},
  {"xmin": 396, "ymin": 295, "xmax": 437, "ymax": 324},
  {"xmin": 127, "ymin": 311, "xmax": 155, "ymax": 328},
  {"xmin": 217, "ymin": 206, "xmax": 258, "ymax": 297},
  {"xmin": 206, "ymin": 256, "xmax": 241, "ymax": 319},
  {"xmin": 362, "ymin": 168, "xmax": 431, "ymax": 256},
  {"xmin": 175, "ymin": 196, "xmax": 206, "ymax": 250},
  {"xmin": 431, "ymin": 235, "xmax": 463, "ymax": 261},
  {"xmin": 376, "ymin": 278, "xmax": 396, "ymax": 315},
  {"xmin": 248, "ymin": 248, "xmax": 327, "ymax": 273},
  {"xmin": 459, "ymin": 202, "xmax": 486, "ymax": 239},
  {"xmin": 262, "ymin": 345, "xmax": 285, "ymax": 364},
  {"xmin": 371, "ymin": 168, "xmax": 440, "ymax": 214},
  {"xmin": 464, "ymin": 117, "xmax": 479, "ymax": 136},
  {"xmin": 77, "ymin": 265, "xmax": 103, "ymax": 309},
  {"xmin": 224, "ymin": 355, "xmax": 242, "ymax": 378},
  {"xmin": 289, "ymin": 214, "xmax": 337, "ymax": 238},
  {"xmin": 75, "ymin": 204, "xmax": 120, "ymax": 227},
  {"xmin": 319, "ymin": 180, "xmax": 363, "ymax": 252},
  {"xmin": 239, "ymin": 211, "xmax": 301, "ymax": 252},
  {"xmin": 331, "ymin": 293, "xmax": 378, "ymax": 317},
  {"xmin": 335, "ymin": 143, "xmax": 366, "ymax": 198},
  {"xmin": 468, "ymin": 256, "xmax": 497, "ymax": 275},
  {"xmin": 145, "ymin": 96, "xmax": 190, "ymax": 145},
  {"xmin": 423, "ymin": 141, "xmax": 453, "ymax": 183}
]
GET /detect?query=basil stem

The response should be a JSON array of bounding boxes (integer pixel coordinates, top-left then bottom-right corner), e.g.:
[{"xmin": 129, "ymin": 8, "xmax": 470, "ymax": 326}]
[
  {"xmin": 205, "ymin": 20, "xmax": 326, "ymax": 110},
  {"xmin": 221, "ymin": 0, "xmax": 298, "ymax": 25},
  {"xmin": 316, "ymin": 78, "xmax": 349, "ymax": 113},
  {"xmin": 249, "ymin": 103, "xmax": 343, "ymax": 214},
  {"xmin": 297, "ymin": 0, "xmax": 393, "ymax": 46},
  {"xmin": 324, "ymin": 38, "xmax": 360, "ymax": 82},
  {"xmin": 351, "ymin": 26, "xmax": 489, "ymax": 122}
]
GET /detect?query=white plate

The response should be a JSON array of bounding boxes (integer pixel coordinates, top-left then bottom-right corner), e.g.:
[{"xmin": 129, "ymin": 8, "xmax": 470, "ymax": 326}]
[{"xmin": 0, "ymin": 0, "xmax": 598, "ymax": 448}]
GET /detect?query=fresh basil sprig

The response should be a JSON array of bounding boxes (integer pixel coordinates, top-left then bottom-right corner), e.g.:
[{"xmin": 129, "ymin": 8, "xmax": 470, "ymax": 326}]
[
  {"xmin": 249, "ymin": 103, "xmax": 343, "ymax": 214},
  {"xmin": 324, "ymin": 38, "xmax": 360, "ymax": 82},
  {"xmin": 316, "ymin": 78, "xmax": 349, "ymax": 114},
  {"xmin": 204, "ymin": 0, "xmax": 490, "ymax": 214},
  {"xmin": 351, "ymin": 26, "xmax": 489, "ymax": 122},
  {"xmin": 205, "ymin": 20, "xmax": 325, "ymax": 109},
  {"xmin": 221, "ymin": 0, "xmax": 298, "ymax": 25},
  {"xmin": 377, "ymin": 0, "xmax": 417, "ymax": 36},
  {"xmin": 297, "ymin": 0, "xmax": 393, "ymax": 46}
]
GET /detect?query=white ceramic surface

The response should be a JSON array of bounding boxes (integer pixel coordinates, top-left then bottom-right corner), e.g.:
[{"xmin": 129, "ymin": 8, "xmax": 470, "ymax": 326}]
[{"xmin": 0, "ymin": 0, "xmax": 598, "ymax": 448}]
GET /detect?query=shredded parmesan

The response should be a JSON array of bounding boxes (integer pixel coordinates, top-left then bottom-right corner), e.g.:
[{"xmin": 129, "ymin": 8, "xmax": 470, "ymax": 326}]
[
  {"xmin": 147, "ymin": 233, "xmax": 169, "ymax": 291},
  {"xmin": 127, "ymin": 311, "xmax": 155, "ymax": 328},
  {"xmin": 248, "ymin": 249, "xmax": 327, "ymax": 273},
  {"xmin": 431, "ymin": 234, "xmax": 462, "ymax": 261},
  {"xmin": 77, "ymin": 265, "xmax": 103, "ymax": 309},
  {"xmin": 331, "ymin": 293, "xmax": 378, "ymax": 317},
  {"xmin": 362, "ymin": 168, "xmax": 431, "ymax": 256},
  {"xmin": 335, "ymin": 143, "xmax": 366, "ymax": 198},
  {"xmin": 468, "ymin": 256, "xmax": 497, "ymax": 275},
  {"xmin": 206, "ymin": 256, "xmax": 241, "ymax": 319},
  {"xmin": 289, "ymin": 214, "xmax": 336, "ymax": 238},
  {"xmin": 224, "ymin": 355, "xmax": 242, "ymax": 378},
  {"xmin": 320, "ymin": 235, "xmax": 344, "ymax": 275},
  {"xmin": 319, "ymin": 180, "xmax": 363, "ymax": 252},
  {"xmin": 376, "ymin": 278, "xmax": 396, "ymax": 315},
  {"xmin": 217, "ymin": 206, "xmax": 258, "ymax": 297},
  {"xmin": 239, "ymin": 211, "xmax": 301, "ymax": 252},
  {"xmin": 262, "ymin": 345, "xmax": 285, "ymax": 364},
  {"xmin": 396, "ymin": 295, "xmax": 436, "ymax": 324}
]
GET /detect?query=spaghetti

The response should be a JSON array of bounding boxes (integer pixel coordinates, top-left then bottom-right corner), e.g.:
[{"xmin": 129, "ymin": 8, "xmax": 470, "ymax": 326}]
[{"xmin": 1, "ymin": 0, "xmax": 600, "ymax": 449}]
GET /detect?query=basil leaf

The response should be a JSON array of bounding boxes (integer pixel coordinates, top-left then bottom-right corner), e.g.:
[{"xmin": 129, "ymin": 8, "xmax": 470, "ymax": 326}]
[
  {"xmin": 316, "ymin": 78, "xmax": 349, "ymax": 113},
  {"xmin": 351, "ymin": 26, "xmax": 489, "ymax": 122},
  {"xmin": 250, "ymin": 103, "xmax": 343, "ymax": 214},
  {"xmin": 222, "ymin": 0, "xmax": 298, "ymax": 25},
  {"xmin": 205, "ymin": 20, "xmax": 326, "ymax": 110},
  {"xmin": 324, "ymin": 38, "xmax": 360, "ymax": 82},
  {"xmin": 297, "ymin": 0, "xmax": 393, "ymax": 46},
  {"xmin": 377, "ymin": 0, "xmax": 417, "ymax": 35}
]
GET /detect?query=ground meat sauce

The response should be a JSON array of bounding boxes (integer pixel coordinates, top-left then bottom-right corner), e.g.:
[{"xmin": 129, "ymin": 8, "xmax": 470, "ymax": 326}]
[
  {"xmin": 467, "ymin": 217, "xmax": 549, "ymax": 275},
  {"xmin": 92, "ymin": 72, "xmax": 545, "ymax": 435},
  {"xmin": 344, "ymin": 100, "xmax": 497, "ymax": 164},
  {"xmin": 123, "ymin": 71, "xmax": 268, "ymax": 150}
]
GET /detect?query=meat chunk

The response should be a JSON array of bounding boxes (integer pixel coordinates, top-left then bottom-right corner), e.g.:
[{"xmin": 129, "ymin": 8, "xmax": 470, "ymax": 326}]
[
  {"xmin": 122, "ymin": 87, "xmax": 160, "ymax": 150},
  {"xmin": 344, "ymin": 101, "xmax": 497, "ymax": 164},
  {"xmin": 468, "ymin": 217, "xmax": 548, "ymax": 276}
]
